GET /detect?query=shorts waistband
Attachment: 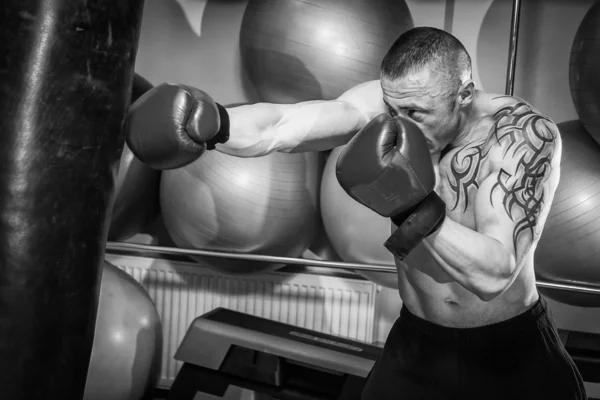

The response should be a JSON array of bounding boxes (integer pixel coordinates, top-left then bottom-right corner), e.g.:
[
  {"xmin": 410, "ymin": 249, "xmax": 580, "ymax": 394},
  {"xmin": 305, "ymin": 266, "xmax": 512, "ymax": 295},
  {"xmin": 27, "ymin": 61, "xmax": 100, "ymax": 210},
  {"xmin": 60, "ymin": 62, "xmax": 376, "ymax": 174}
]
[{"xmin": 399, "ymin": 296, "xmax": 549, "ymax": 346}]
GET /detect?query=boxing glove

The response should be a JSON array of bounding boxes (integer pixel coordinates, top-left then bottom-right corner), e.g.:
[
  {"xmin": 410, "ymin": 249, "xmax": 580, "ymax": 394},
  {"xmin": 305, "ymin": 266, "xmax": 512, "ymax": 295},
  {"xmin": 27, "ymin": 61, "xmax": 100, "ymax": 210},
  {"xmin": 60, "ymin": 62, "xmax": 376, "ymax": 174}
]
[
  {"xmin": 335, "ymin": 113, "xmax": 446, "ymax": 260},
  {"xmin": 125, "ymin": 83, "xmax": 230, "ymax": 170}
]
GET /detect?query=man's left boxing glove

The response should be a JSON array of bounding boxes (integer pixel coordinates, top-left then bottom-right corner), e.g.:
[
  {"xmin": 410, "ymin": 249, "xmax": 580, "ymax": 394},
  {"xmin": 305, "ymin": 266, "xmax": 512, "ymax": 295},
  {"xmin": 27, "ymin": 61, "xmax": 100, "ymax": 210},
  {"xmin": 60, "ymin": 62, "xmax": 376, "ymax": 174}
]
[
  {"xmin": 335, "ymin": 113, "xmax": 446, "ymax": 260},
  {"xmin": 125, "ymin": 83, "xmax": 230, "ymax": 170}
]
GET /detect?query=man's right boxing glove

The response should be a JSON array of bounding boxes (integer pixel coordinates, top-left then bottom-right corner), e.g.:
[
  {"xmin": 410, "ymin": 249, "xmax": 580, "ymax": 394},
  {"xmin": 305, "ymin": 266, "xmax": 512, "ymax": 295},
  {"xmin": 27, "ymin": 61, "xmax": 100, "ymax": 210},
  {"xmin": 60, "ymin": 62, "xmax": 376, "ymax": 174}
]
[
  {"xmin": 335, "ymin": 113, "xmax": 446, "ymax": 260},
  {"xmin": 125, "ymin": 83, "xmax": 230, "ymax": 170}
]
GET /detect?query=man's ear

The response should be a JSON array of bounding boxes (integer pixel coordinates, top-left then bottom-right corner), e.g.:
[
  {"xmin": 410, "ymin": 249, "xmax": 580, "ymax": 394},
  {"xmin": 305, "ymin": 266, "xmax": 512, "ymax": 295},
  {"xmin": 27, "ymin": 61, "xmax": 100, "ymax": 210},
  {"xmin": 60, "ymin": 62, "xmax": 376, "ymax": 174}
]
[{"xmin": 458, "ymin": 79, "xmax": 475, "ymax": 107}]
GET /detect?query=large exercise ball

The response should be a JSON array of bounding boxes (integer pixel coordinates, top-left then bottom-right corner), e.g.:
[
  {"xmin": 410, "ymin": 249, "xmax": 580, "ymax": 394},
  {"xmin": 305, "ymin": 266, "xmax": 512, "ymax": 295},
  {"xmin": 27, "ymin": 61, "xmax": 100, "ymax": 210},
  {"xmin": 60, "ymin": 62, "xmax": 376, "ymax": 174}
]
[
  {"xmin": 160, "ymin": 150, "xmax": 324, "ymax": 274},
  {"xmin": 535, "ymin": 120, "xmax": 600, "ymax": 307},
  {"xmin": 304, "ymin": 220, "xmax": 343, "ymax": 262},
  {"xmin": 240, "ymin": 0, "xmax": 413, "ymax": 103},
  {"xmin": 321, "ymin": 147, "xmax": 397, "ymax": 288},
  {"xmin": 570, "ymin": 1, "xmax": 600, "ymax": 144},
  {"xmin": 108, "ymin": 74, "xmax": 161, "ymax": 241},
  {"xmin": 84, "ymin": 261, "xmax": 162, "ymax": 400}
]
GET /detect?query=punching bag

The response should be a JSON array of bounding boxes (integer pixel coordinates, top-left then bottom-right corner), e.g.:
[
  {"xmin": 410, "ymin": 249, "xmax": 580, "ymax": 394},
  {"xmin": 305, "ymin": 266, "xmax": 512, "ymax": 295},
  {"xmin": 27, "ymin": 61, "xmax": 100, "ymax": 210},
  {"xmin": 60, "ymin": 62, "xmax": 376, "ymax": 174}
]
[{"xmin": 0, "ymin": 1, "xmax": 145, "ymax": 399}]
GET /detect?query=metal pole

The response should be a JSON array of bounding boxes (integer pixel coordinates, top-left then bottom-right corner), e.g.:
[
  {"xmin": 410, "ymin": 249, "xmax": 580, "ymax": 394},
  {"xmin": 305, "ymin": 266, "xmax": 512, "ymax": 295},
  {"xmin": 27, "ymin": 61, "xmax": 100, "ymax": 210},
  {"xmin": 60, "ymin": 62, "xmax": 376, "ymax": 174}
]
[
  {"xmin": 535, "ymin": 281, "xmax": 600, "ymax": 296},
  {"xmin": 505, "ymin": 0, "xmax": 522, "ymax": 96},
  {"xmin": 106, "ymin": 241, "xmax": 600, "ymax": 296},
  {"xmin": 106, "ymin": 241, "xmax": 397, "ymax": 273}
]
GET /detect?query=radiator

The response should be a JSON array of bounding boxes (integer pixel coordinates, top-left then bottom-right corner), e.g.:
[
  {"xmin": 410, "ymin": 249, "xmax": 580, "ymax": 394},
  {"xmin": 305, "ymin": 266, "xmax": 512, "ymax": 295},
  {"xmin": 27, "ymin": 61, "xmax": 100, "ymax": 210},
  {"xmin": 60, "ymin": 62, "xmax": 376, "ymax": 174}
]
[{"xmin": 105, "ymin": 253, "xmax": 380, "ymax": 387}]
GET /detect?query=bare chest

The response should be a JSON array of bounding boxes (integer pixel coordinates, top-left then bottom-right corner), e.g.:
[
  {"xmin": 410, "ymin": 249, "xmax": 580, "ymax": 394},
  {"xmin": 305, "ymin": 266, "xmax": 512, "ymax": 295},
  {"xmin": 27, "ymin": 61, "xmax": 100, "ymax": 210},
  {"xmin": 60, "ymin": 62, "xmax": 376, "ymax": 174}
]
[
  {"xmin": 397, "ymin": 141, "xmax": 496, "ymax": 290},
  {"xmin": 436, "ymin": 142, "xmax": 495, "ymax": 229}
]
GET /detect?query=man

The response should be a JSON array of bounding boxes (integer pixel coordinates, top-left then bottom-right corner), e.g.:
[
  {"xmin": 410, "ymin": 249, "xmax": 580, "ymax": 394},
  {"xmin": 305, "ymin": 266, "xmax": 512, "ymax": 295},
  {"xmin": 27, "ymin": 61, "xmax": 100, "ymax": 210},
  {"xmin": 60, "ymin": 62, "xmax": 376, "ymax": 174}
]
[{"xmin": 127, "ymin": 27, "xmax": 586, "ymax": 399}]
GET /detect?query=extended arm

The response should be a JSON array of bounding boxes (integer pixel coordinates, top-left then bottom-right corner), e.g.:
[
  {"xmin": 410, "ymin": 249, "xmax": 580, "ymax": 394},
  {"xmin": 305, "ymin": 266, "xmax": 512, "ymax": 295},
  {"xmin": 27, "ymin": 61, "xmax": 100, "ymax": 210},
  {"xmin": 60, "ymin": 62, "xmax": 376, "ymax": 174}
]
[
  {"xmin": 125, "ymin": 80, "xmax": 383, "ymax": 169},
  {"xmin": 424, "ymin": 104, "xmax": 561, "ymax": 301},
  {"xmin": 218, "ymin": 80, "xmax": 384, "ymax": 157}
]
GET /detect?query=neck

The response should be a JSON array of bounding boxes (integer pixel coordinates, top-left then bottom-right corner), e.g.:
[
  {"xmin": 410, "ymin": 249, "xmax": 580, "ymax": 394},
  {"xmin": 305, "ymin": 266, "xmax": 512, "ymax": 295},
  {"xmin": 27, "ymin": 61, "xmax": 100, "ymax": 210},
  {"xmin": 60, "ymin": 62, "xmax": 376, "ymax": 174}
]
[{"xmin": 450, "ymin": 90, "xmax": 485, "ymax": 149}]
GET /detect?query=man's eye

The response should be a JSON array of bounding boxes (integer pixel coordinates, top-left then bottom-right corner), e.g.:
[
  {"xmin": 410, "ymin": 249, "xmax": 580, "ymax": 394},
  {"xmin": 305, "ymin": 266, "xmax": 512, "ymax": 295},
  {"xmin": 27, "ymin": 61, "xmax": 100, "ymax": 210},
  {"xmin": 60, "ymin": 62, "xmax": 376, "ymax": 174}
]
[{"xmin": 407, "ymin": 110, "xmax": 421, "ymax": 119}]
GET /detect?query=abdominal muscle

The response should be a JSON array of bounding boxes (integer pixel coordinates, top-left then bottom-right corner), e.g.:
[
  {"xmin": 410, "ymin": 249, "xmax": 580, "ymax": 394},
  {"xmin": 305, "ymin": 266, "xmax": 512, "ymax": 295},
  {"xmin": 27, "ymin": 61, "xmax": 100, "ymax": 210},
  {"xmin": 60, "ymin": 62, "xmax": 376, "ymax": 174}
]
[{"xmin": 394, "ymin": 242, "xmax": 540, "ymax": 328}]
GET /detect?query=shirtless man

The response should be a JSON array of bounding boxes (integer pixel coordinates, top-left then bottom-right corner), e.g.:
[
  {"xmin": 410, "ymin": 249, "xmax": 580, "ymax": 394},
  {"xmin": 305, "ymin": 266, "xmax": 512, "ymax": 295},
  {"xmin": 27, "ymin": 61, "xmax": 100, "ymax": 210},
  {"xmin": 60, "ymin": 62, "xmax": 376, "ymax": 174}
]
[{"xmin": 127, "ymin": 27, "xmax": 586, "ymax": 399}]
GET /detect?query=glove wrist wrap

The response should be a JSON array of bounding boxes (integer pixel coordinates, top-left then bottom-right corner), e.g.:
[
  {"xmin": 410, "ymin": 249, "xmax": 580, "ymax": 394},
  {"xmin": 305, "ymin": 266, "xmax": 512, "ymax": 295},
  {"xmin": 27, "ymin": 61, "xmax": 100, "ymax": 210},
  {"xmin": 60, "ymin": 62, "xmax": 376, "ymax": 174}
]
[
  {"xmin": 206, "ymin": 103, "xmax": 230, "ymax": 150},
  {"xmin": 385, "ymin": 192, "xmax": 446, "ymax": 260}
]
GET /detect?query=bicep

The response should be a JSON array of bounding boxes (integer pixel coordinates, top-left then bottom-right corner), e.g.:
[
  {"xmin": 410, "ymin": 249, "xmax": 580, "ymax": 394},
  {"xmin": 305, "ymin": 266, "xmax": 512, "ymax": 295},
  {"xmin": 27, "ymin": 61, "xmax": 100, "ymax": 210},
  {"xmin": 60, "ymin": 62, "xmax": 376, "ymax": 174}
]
[
  {"xmin": 276, "ymin": 80, "xmax": 384, "ymax": 153},
  {"xmin": 274, "ymin": 100, "xmax": 366, "ymax": 153},
  {"xmin": 474, "ymin": 174, "xmax": 534, "ymax": 262},
  {"xmin": 222, "ymin": 80, "xmax": 383, "ymax": 156},
  {"xmin": 474, "ymin": 114, "xmax": 560, "ymax": 263},
  {"xmin": 221, "ymin": 101, "xmax": 354, "ymax": 156}
]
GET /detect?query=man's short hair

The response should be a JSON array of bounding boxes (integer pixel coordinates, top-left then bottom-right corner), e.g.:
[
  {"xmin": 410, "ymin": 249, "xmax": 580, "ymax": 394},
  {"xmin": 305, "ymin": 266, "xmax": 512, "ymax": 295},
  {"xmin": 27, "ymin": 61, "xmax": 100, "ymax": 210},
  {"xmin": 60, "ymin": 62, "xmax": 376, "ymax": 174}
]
[{"xmin": 381, "ymin": 27, "xmax": 472, "ymax": 96}]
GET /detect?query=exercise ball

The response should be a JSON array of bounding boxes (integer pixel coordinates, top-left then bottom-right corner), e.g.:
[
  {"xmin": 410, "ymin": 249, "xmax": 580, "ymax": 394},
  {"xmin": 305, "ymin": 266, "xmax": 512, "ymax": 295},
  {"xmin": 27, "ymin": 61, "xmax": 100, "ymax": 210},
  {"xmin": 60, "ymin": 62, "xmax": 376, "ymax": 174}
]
[
  {"xmin": 570, "ymin": 1, "xmax": 600, "ymax": 144},
  {"xmin": 108, "ymin": 73, "xmax": 161, "ymax": 241},
  {"xmin": 321, "ymin": 147, "xmax": 397, "ymax": 288},
  {"xmin": 304, "ymin": 220, "xmax": 343, "ymax": 262},
  {"xmin": 160, "ymin": 150, "xmax": 324, "ymax": 274},
  {"xmin": 240, "ymin": 0, "xmax": 413, "ymax": 103},
  {"xmin": 84, "ymin": 261, "xmax": 162, "ymax": 400},
  {"xmin": 535, "ymin": 120, "xmax": 600, "ymax": 307}
]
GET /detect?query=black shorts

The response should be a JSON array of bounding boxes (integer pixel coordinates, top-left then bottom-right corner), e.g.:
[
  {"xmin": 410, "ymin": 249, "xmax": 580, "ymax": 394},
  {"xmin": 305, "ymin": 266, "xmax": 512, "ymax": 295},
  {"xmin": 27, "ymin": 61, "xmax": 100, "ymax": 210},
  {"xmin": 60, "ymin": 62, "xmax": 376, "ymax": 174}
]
[{"xmin": 361, "ymin": 296, "xmax": 586, "ymax": 400}]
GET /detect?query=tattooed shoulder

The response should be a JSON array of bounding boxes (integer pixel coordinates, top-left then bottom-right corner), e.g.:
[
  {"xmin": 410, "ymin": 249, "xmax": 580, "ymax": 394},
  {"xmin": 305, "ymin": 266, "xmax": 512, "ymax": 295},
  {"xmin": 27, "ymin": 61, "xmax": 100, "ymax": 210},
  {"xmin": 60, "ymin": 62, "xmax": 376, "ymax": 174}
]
[
  {"xmin": 446, "ymin": 101, "xmax": 559, "ymax": 253},
  {"xmin": 447, "ymin": 138, "xmax": 488, "ymax": 212},
  {"xmin": 491, "ymin": 102, "xmax": 558, "ymax": 155},
  {"xmin": 446, "ymin": 118, "xmax": 497, "ymax": 213},
  {"xmin": 489, "ymin": 102, "xmax": 558, "ymax": 251}
]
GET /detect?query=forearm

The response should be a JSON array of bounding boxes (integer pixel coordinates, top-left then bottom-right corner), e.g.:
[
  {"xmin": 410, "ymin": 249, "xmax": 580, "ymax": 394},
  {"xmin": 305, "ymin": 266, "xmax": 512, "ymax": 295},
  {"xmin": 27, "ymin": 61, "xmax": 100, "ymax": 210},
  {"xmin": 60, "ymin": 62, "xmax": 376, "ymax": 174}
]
[
  {"xmin": 423, "ymin": 217, "xmax": 516, "ymax": 301},
  {"xmin": 216, "ymin": 103, "xmax": 285, "ymax": 158},
  {"xmin": 215, "ymin": 100, "xmax": 367, "ymax": 158}
]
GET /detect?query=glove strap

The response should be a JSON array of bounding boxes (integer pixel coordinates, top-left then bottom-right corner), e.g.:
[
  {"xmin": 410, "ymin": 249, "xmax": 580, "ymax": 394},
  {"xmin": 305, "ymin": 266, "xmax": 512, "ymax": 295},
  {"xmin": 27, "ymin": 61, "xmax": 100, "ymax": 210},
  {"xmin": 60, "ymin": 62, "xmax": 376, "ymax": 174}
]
[
  {"xmin": 206, "ymin": 103, "xmax": 230, "ymax": 150},
  {"xmin": 384, "ymin": 192, "xmax": 446, "ymax": 260}
]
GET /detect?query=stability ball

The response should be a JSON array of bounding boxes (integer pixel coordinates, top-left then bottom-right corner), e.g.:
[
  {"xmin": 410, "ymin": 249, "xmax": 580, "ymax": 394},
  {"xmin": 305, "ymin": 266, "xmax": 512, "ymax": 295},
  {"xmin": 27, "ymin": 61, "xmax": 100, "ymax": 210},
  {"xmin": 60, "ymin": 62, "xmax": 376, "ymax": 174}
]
[
  {"xmin": 240, "ymin": 0, "xmax": 413, "ymax": 103},
  {"xmin": 108, "ymin": 74, "xmax": 161, "ymax": 241},
  {"xmin": 321, "ymin": 147, "xmax": 397, "ymax": 288},
  {"xmin": 304, "ymin": 220, "xmax": 343, "ymax": 263},
  {"xmin": 535, "ymin": 120, "xmax": 600, "ymax": 307},
  {"xmin": 570, "ymin": 1, "xmax": 600, "ymax": 144},
  {"xmin": 160, "ymin": 150, "xmax": 324, "ymax": 274},
  {"xmin": 84, "ymin": 261, "xmax": 162, "ymax": 400}
]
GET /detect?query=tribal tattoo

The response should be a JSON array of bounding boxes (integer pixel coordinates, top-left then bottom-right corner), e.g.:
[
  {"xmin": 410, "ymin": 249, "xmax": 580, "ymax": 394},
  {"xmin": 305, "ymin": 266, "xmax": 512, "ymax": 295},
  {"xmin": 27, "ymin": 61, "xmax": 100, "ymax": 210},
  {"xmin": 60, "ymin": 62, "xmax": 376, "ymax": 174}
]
[
  {"xmin": 448, "ymin": 102, "xmax": 557, "ymax": 252},
  {"xmin": 447, "ymin": 139, "xmax": 486, "ymax": 212}
]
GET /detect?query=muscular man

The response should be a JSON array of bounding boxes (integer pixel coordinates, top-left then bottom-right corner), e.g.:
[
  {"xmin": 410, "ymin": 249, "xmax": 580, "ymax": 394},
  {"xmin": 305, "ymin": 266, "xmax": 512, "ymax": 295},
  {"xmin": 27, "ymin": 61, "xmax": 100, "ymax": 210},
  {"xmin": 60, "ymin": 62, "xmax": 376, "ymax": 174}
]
[{"xmin": 127, "ymin": 27, "xmax": 586, "ymax": 399}]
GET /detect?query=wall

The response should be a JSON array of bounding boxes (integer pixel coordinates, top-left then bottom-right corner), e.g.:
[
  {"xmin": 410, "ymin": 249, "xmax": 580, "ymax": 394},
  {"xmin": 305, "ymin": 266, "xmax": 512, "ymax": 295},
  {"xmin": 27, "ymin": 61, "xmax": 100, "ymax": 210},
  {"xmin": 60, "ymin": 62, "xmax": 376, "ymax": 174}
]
[
  {"xmin": 134, "ymin": 0, "xmax": 597, "ymax": 123},
  {"xmin": 472, "ymin": 0, "xmax": 595, "ymax": 122},
  {"xmin": 135, "ymin": 0, "xmax": 253, "ymax": 106}
]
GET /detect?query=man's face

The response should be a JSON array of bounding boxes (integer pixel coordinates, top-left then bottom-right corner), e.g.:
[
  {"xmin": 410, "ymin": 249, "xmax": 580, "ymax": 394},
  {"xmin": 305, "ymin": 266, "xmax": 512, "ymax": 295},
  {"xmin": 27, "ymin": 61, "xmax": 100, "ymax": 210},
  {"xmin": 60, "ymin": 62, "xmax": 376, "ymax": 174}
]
[{"xmin": 380, "ymin": 69, "xmax": 460, "ymax": 154}]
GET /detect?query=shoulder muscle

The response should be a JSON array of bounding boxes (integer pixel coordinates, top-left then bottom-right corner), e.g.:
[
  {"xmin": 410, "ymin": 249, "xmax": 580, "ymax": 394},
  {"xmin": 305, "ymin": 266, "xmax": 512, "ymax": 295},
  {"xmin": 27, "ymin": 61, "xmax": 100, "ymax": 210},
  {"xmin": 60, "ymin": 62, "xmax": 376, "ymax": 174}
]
[
  {"xmin": 276, "ymin": 80, "xmax": 385, "ymax": 153},
  {"xmin": 489, "ymin": 102, "xmax": 560, "ymax": 174},
  {"xmin": 337, "ymin": 80, "xmax": 385, "ymax": 121},
  {"xmin": 479, "ymin": 102, "xmax": 560, "ymax": 256}
]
